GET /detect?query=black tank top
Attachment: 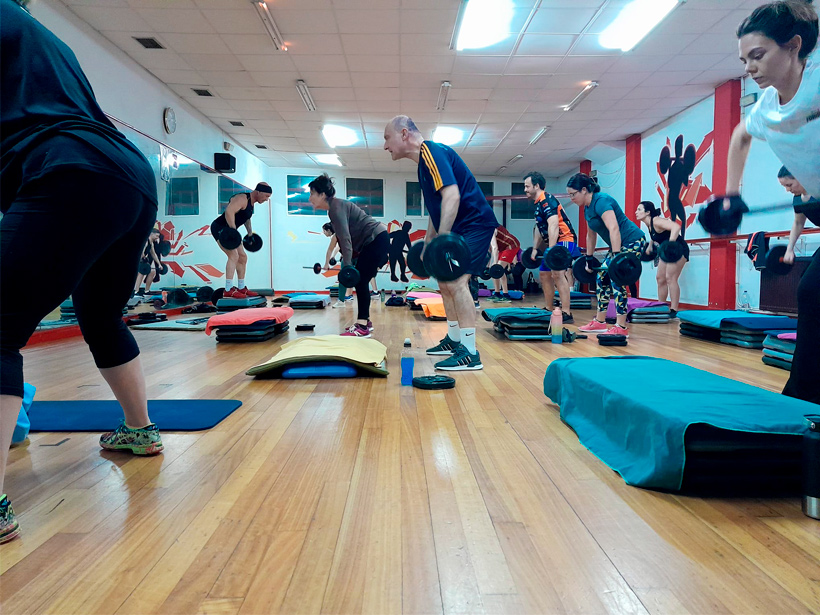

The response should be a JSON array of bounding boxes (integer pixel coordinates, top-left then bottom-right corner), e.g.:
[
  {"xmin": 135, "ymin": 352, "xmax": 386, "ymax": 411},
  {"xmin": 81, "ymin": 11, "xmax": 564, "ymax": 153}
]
[
  {"xmin": 649, "ymin": 216, "xmax": 686, "ymax": 246},
  {"xmin": 213, "ymin": 193, "xmax": 253, "ymax": 228}
]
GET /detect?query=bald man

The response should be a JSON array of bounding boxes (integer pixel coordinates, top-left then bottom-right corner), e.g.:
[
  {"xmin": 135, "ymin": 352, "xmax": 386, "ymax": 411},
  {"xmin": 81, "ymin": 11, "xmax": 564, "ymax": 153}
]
[{"xmin": 384, "ymin": 115, "xmax": 498, "ymax": 371}]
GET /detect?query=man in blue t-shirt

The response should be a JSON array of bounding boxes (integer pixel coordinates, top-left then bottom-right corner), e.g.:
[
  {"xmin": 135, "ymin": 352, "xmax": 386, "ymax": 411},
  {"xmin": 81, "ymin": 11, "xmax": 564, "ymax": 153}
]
[{"xmin": 384, "ymin": 115, "xmax": 498, "ymax": 371}]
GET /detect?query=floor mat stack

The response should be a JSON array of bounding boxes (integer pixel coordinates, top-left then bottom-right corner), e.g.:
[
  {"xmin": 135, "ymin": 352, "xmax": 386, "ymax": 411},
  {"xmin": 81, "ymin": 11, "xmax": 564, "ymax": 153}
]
[
  {"xmin": 483, "ymin": 307, "xmax": 553, "ymax": 340},
  {"xmin": 288, "ymin": 293, "xmax": 330, "ymax": 309},
  {"xmin": 215, "ymin": 295, "xmax": 267, "ymax": 312},
  {"xmin": 762, "ymin": 332, "xmax": 796, "ymax": 371},
  {"xmin": 678, "ymin": 310, "xmax": 797, "ymax": 349},
  {"xmin": 629, "ymin": 305, "xmax": 671, "ymax": 323},
  {"xmin": 206, "ymin": 307, "xmax": 293, "ymax": 343},
  {"xmin": 555, "ymin": 291, "xmax": 595, "ymax": 311}
]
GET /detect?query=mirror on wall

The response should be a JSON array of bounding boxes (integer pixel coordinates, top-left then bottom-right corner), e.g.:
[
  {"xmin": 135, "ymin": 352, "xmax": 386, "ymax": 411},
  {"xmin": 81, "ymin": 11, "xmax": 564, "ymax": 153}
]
[{"xmin": 39, "ymin": 119, "xmax": 250, "ymax": 330}]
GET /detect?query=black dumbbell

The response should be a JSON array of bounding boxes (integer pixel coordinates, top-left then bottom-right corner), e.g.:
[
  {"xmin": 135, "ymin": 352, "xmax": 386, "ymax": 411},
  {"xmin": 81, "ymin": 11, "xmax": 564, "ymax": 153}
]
[
  {"xmin": 640, "ymin": 243, "xmax": 657, "ymax": 262},
  {"xmin": 407, "ymin": 242, "xmax": 428, "ymax": 278},
  {"xmin": 158, "ymin": 263, "xmax": 169, "ymax": 276},
  {"xmin": 137, "ymin": 261, "xmax": 152, "ymax": 275},
  {"xmin": 521, "ymin": 247, "xmax": 543, "ymax": 269},
  {"xmin": 765, "ymin": 244, "xmax": 795, "ymax": 275},
  {"xmin": 218, "ymin": 227, "xmax": 242, "ymax": 250},
  {"xmin": 541, "ymin": 245, "xmax": 574, "ymax": 271},
  {"xmin": 243, "ymin": 233, "xmax": 263, "ymax": 252},
  {"xmin": 307, "ymin": 262, "xmax": 361, "ymax": 287},
  {"xmin": 407, "ymin": 233, "xmax": 471, "ymax": 282},
  {"xmin": 572, "ymin": 253, "xmax": 643, "ymax": 287},
  {"xmin": 157, "ymin": 240, "xmax": 171, "ymax": 257},
  {"xmin": 657, "ymin": 240, "xmax": 684, "ymax": 263}
]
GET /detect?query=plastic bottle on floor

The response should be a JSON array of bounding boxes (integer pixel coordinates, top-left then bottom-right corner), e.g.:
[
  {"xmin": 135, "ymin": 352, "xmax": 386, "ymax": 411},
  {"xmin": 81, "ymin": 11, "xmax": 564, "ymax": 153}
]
[
  {"xmin": 740, "ymin": 290, "xmax": 751, "ymax": 311},
  {"xmin": 401, "ymin": 341, "xmax": 414, "ymax": 386},
  {"xmin": 550, "ymin": 308, "xmax": 563, "ymax": 344}
]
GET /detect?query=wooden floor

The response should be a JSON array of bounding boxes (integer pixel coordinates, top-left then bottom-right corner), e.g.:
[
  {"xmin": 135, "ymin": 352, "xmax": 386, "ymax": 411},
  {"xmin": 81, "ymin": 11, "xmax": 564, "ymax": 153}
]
[{"xmin": 3, "ymin": 297, "xmax": 818, "ymax": 615}]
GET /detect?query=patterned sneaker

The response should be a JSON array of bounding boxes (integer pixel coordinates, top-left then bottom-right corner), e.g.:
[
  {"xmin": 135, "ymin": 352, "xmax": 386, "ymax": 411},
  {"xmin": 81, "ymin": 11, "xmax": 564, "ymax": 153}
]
[
  {"xmin": 435, "ymin": 345, "xmax": 483, "ymax": 371},
  {"xmin": 426, "ymin": 334, "xmax": 460, "ymax": 355},
  {"xmin": 599, "ymin": 324, "xmax": 629, "ymax": 338},
  {"xmin": 341, "ymin": 323, "xmax": 371, "ymax": 338},
  {"xmin": 241, "ymin": 288, "xmax": 259, "ymax": 297},
  {"xmin": 579, "ymin": 319, "xmax": 608, "ymax": 333},
  {"xmin": 344, "ymin": 295, "xmax": 355, "ymax": 303},
  {"xmin": 0, "ymin": 495, "xmax": 20, "ymax": 544},
  {"xmin": 495, "ymin": 295, "xmax": 511, "ymax": 303},
  {"xmin": 366, "ymin": 320, "xmax": 374, "ymax": 331},
  {"xmin": 100, "ymin": 421, "xmax": 164, "ymax": 455}
]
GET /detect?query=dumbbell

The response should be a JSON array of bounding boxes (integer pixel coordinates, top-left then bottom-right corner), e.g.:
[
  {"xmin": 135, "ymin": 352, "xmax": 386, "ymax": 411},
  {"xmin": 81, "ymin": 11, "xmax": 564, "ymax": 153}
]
[
  {"xmin": 572, "ymin": 253, "xmax": 643, "ymax": 287},
  {"xmin": 521, "ymin": 247, "xmax": 543, "ymax": 269},
  {"xmin": 137, "ymin": 261, "xmax": 152, "ymax": 275},
  {"xmin": 541, "ymin": 245, "xmax": 575, "ymax": 271},
  {"xmin": 306, "ymin": 262, "xmax": 360, "ymax": 287},
  {"xmin": 158, "ymin": 263, "xmax": 169, "ymax": 276},
  {"xmin": 157, "ymin": 240, "xmax": 171, "ymax": 257},
  {"xmin": 765, "ymin": 244, "xmax": 796, "ymax": 275},
  {"xmin": 218, "ymin": 227, "xmax": 242, "ymax": 250},
  {"xmin": 657, "ymin": 240, "xmax": 684, "ymax": 263},
  {"xmin": 242, "ymin": 233, "xmax": 263, "ymax": 252},
  {"xmin": 407, "ymin": 233, "xmax": 471, "ymax": 282},
  {"xmin": 640, "ymin": 243, "xmax": 657, "ymax": 262},
  {"xmin": 480, "ymin": 264, "xmax": 506, "ymax": 280}
]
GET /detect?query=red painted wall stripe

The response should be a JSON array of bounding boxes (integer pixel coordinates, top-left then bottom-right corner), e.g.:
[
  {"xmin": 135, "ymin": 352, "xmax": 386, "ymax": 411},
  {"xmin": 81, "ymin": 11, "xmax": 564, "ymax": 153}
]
[
  {"xmin": 625, "ymin": 134, "xmax": 641, "ymax": 223},
  {"xmin": 577, "ymin": 159, "xmax": 592, "ymax": 249}
]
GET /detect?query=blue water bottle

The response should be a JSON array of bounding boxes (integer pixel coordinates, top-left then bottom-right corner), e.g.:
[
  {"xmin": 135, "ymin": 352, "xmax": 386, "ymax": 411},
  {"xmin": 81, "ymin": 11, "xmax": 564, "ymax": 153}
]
[{"xmin": 401, "ymin": 338, "xmax": 414, "ymax": 385}]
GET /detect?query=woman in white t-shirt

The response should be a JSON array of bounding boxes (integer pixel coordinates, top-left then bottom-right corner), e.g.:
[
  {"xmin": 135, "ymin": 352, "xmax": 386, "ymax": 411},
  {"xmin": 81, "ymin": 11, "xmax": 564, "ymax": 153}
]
[{"xmin": 726, "ymin": 0, "xmax": 819, "ymax": 404}]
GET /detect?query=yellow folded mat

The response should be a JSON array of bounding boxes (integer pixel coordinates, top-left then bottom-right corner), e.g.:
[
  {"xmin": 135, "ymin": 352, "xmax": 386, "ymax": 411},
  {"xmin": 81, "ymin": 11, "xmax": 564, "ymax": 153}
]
[{"xmin": 246, "ymin": 335, "xmax": 389, "ymax": 377}]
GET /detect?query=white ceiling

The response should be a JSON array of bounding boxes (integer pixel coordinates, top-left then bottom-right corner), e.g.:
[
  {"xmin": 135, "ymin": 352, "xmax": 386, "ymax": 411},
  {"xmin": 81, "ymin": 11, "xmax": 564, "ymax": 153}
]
[{"xmin": 60, "ymin": 0, "xmax": 760, "ymax": 176}]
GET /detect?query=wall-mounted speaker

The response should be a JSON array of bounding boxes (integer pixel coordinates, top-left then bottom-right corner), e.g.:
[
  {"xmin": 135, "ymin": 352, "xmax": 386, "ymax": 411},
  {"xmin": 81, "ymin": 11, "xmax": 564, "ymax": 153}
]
[{"xmin": 214, "ymin": 153, "xmax": 236, "ymax": 173}]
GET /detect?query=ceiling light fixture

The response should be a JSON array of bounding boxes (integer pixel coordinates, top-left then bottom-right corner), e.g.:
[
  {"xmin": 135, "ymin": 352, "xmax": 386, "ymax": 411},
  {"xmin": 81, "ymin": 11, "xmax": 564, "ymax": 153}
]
[
  {"xmin": 436, "ymin": 81, "xmax": 451, "ymax": 112},
  {"xmin": 599, "ymin": 0, "xmax": 682, "ymax": 52},
  {"xmin": 452, "ymin": 0, "xmax": 514, "ymax": 51},
  {"xmin": 311, "ymin": 153, "xmax": 344, "ymax": 166},
  {"xmin": 529, "ymin": 126, "xmax": 549, "ymax": 145},
  {"xmin": 322, "ymin": 124, "xmax": 358, "ymax": 148},
  {"xmin": 496, "ymin": 165, "xmax": 508, "ymax": 174},
  {"xmin": 506, "ymin": 154, "xmax": 524, "ymax": 165},
  {"xmin": 433, "ymin": 126, "xmax": 464, "ymax": 146},
  {"xmin": 296, "ymin": 79, "xmax": 316, "ymax": 112},
  {"xmin": 562, "ymin": 82, "xmax": 598, "ymax": 112},
  {"xmin": 252, "ymin": 0, "xmax": 287, "ymax": 51}
]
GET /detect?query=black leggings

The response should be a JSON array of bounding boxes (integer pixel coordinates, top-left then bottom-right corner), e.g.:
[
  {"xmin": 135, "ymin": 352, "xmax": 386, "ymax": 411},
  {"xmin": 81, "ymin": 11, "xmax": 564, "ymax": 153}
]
[
  {"xmin": 354, "ymin": 231, "xmax": 389, "ymax": 320},
  {"xmin": 782, "ymin": 246, "xmax": 820, "ymax": 405},
  {"xmin": 0, "ymin": 171, "xmax": 157, "ymax": 397}
]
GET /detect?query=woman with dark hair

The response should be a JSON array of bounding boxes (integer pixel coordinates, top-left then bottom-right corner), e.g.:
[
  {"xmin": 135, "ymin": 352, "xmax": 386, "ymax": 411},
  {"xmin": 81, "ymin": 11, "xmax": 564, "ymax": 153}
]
[
  {"xmin": 777, "ymin": 166, "xmax": 818, "ymax": 267},
  {"xmin": 308, "ymin": 174, "xmax": 389, "ymax": 337},
  {"xmin": 567, "ymin": 173, "xmax": 647, "ymax": 337},
  {"xmin": 726, "ymin": 1, "xmax": 819, "ymax": 403},
  {"xmin": 322, "ymin": 222, "xmax": 354, "ymax": 307},
  {"xmin": 635, "ymin": 201, "xmax": 689, "ymax": 317}
]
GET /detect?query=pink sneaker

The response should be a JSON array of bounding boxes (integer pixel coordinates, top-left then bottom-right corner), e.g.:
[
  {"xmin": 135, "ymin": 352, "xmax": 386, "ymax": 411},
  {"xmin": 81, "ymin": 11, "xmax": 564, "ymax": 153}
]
[
  {"xmin": 579, "ymin": 319, "xmax": 608, "ymax": 333},
  {"xmin": 599, "ymin": 324, "xmax": 629, "ymax": 338},
  {"xmin": 341, "ymin": 323, "xmax": 371, "ymax": 338}
]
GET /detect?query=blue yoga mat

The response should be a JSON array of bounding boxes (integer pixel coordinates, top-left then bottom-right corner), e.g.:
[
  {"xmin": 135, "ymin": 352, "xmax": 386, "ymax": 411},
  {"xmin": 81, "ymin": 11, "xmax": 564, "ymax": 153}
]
[
  {"xmin": 543, "ymin": 356, "xmax": 814, "ymax": 491},
  {"xmin": 28, "ymin": 399, "xmax": 242, "ymax": 432},
  {"xmin": 678, "ymin": 309, "xmax": 797, "ymax": 331}
]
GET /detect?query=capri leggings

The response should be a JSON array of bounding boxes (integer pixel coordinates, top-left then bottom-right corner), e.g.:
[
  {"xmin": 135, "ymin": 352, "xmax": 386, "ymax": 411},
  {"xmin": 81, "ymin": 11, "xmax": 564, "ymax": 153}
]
[
  {"xmin": 0, "ymin": 170, "xmax": 158, "ymax": 397},
  {"xmin": 353, "ymin": 231, "xmax": 389, "ymax": 321},
  {"xmin": 596, "ymin": 237, "xmax": 647, "ymax": 316}
]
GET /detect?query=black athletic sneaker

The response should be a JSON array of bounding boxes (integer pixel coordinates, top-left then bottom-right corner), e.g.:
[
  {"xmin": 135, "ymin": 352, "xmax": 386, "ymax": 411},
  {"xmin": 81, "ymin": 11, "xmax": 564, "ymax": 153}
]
[
  {"xmin": 427, "ymin": 335, "xmax": 460, "ymax": 355},
  {"xmin": 562, "ymin": 312, "xmax": 574, "ymax": 324},
  {"xmin": 435, "ymin": 345, "xmax": 483, "ymax": 371}
]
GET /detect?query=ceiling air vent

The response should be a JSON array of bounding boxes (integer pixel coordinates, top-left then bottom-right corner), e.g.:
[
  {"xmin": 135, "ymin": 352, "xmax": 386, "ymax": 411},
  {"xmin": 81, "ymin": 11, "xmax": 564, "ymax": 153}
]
[
  {"xmin": 255, "ymin": 145, "xmax": 268, "ymax": 150},
  {"xmin": 191, "ymin": 88, "xmax": 213, "ymax": 97},
  {"xmin": 229, "ymin": 121, "xmax": 245, "ymax": 127},
  {"xmin": 133, "ymin": 37, "xmax": 164, "ymax": 49}
]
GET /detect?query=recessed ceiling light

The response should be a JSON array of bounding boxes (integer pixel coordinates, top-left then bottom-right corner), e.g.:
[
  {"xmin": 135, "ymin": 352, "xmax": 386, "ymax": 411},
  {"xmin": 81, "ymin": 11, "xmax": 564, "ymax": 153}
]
[
  {"xmin": 453, "ymin": 0, "xmax": 514, "ymax": 51},
  {"xmin": 433, "ymin": 126, "xmax": 464, "ymax": 146},
  {"xmin": 311, "ymin": 153, "xmax": 344, "ymax": 166},
  {"xmin": 599, "ymin": 0, "xmax": 682, "ymax": 52},
  {"xmin": 322, "ymin": 125, "xmax": 358, "ymax": 148}
]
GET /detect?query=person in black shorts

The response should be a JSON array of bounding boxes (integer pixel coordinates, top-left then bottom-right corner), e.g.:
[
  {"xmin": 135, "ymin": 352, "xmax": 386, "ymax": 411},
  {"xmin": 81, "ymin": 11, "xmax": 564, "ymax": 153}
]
[
  {"xmin": 211, "ymin": 183, "xmax": 271, "ymax": 299},
  {"xmin": 133, "ymin": 228, "xmax": 162, "ymax": 296},
  {"xmin": 1, "ymin": 0, "xmax": 163, "ymax": 543},
  {"xmin": 384, "ymin": 116, "xmax": 498, "ymax": 371},
  {"xmin": 635, "ymin": 201, "xmax": 688, "ymax": 317},
  {"xmin": 308, "ymin": 174, "xmax": 389, "ymax": 337}
]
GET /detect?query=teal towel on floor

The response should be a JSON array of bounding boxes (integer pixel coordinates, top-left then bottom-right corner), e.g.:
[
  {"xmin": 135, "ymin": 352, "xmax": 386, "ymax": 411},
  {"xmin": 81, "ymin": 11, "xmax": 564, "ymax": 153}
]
[{"xmin": 543, "ymin": 356, "xmax": 813, "ymax": 491}]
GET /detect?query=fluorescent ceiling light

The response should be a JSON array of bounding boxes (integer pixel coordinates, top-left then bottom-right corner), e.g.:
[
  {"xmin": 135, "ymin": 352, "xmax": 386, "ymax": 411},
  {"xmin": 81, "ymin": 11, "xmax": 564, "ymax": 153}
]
[
  {"xmin": 562, "ymin": 82, "xmax": 598, "ymax": 112},
  {"xmin": 433, "ymin": 126, "xmax": 464, "ymax": 146},
  {"xmin": 321, "ymin": 125, "xmax": 358, "ymax": 148},
  {"xmin": 496, "ymin": 165, "xmax": 508, "ymax": 174},
  {"xmin": 453, "ymin": 0, "xmax": 514, "ymax": 51},
  {"xmin": 252, "ymin": 1, "xmax": 287, "ymax": 51},
  {"xmin": 506, "ymin": 154, "xmax": 524, "ymax": 165},
  {"xmin": 529, "ymin": 126, "xmax": 549, "ymax": 146},
  {"xmin": 296, "ymin": 79, "xmax": 316, "ymax": 112},
  {"xmin": 311, "ymin": 153, "xmax": 344, "ymax": 166},
  {"xmin": 436, "ymin": 81, "xmax": 451, "ymax": 112},
  {"xmin": 599, "ymin": 0, "xmax": 681, "ymax": 52}
]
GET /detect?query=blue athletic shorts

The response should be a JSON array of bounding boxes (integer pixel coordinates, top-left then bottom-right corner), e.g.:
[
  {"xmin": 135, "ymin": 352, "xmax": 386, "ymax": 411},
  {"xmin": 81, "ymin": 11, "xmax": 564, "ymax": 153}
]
[{"xmin": 459, "ymin": 226, "xmax": 495, "ymax": 276}]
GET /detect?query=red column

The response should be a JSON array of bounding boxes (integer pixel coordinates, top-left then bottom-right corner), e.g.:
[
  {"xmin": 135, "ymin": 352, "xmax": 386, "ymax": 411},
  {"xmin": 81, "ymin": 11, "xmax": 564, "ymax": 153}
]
[
  {"xmin": 709, "ymin": 80, "xmax": 742, "ymax": 309},
  {"xmin": 577, "ymin": 160, "xmax": 591, "ymax": 250},
  {"xmin": 624, "ymin": 134, "xmax": 641, "ymax": 223}
]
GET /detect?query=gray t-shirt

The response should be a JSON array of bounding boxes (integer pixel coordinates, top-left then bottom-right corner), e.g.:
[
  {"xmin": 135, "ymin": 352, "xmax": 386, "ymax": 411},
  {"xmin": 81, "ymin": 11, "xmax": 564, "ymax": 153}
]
[
  {"xmin": 328, "ymin": 197, "xmax": 387, "ymax": 263},
  {"xmin": 584, "ymin": 192, "xmax": 644, "ymax": 248}
]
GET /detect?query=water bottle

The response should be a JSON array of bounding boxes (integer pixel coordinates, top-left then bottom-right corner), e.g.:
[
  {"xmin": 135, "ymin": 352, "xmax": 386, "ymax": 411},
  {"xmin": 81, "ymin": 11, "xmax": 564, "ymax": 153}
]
[
  {"xmin": 550, "ymin": 308, "xmax": 563, "ymax": 344},
  {"xmin": 380, "ymin": 289, "xmax": 385, "ymax": 303},
  {"xmin": 803, "ymin": 415, "xmax": 820, "ymax": 520},
  {"xmin": 400, "ymin": 341, "xmax": 414, "ymax": 386},
  {"xmin": 741, "ymin": 290, "xmax": 751, "ymax": 311}
]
